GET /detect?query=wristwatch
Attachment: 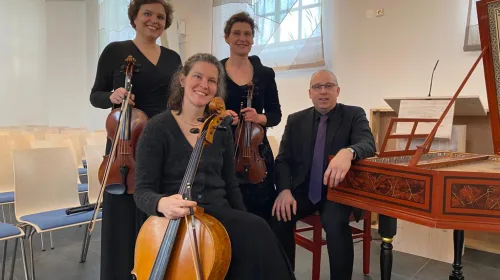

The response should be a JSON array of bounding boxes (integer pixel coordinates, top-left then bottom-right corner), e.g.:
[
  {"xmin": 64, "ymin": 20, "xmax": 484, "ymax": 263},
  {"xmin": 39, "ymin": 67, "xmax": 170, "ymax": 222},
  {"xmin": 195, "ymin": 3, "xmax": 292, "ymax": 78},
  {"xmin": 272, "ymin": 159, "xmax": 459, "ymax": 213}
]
[{"xmin": 346, "ymin": 147, "xmax": 356, "ymax": 160}]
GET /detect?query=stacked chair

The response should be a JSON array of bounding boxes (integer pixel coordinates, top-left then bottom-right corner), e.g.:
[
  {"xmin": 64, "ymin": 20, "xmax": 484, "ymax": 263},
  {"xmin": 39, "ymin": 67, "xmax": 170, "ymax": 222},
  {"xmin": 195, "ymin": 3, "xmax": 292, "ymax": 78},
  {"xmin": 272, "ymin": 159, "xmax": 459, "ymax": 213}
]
[{"xmin": 0, "ymin": 125, "xmax": 106, "ymax": 279}]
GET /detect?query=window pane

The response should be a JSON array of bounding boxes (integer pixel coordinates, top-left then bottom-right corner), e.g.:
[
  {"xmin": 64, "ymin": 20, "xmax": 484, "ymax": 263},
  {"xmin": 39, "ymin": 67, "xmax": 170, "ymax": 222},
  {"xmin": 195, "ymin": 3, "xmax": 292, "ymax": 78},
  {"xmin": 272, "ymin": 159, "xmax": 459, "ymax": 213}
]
[
  {"xmin": 280, "ymin": 0, "xmax": 297, "ymax": 11},
  {"xmin": 301, "ymin": 6, "xmax": 321, "ymax": 39},
  {"xmin": 279, "ymin": 10, "xmax": 299, "ymax": 42},
  {"xmin": 302, "ymin": 0, "xmax": 319, "ymax": 6},
  {"xmin": 263, "ymin": 0, "xmax": 275, "ymax": 13},
  {"xmin": 256, "ymin": 15, "xmax": 276, "ymax": 45},
  {"xmin": 256, "ymin": 0, "xmax": 265, "ymax": 14}
]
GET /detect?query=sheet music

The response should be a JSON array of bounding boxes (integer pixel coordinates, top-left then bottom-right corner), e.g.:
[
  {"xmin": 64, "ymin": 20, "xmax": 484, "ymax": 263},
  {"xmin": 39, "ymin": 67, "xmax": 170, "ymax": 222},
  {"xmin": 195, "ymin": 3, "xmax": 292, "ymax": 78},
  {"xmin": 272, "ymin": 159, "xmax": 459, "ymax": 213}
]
[{"xmin": 395, "ymin": 99, "xmax": 455, "ymax": 139}]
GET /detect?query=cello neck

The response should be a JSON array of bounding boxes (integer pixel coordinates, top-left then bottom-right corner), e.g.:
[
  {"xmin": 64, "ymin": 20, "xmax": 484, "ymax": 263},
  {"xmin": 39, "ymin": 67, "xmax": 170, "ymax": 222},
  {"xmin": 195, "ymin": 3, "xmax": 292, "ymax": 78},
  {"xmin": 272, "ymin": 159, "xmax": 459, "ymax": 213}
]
[{"xmin": 148, "ymin": 128, "xmax": 209, "ymax": 280}]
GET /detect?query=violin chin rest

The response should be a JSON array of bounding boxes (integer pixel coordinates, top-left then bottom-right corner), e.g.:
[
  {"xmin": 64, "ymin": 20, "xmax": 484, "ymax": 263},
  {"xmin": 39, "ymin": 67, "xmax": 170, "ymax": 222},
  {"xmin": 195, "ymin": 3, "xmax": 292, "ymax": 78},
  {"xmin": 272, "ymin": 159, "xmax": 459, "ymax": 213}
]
[{"xmin": 105, "ymin": 184, "xmax": 126, "ymax": 195}]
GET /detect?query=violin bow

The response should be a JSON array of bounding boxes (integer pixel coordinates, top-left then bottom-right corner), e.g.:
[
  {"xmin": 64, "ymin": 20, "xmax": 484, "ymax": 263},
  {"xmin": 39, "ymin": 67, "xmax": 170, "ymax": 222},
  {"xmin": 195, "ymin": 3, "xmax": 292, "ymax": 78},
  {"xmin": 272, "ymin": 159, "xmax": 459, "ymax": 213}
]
[
  {"xmin": 233, "ymin": 83, "xmax": 254, "ymax": 158},
  {"xmin": 88, "ymin": 55, "xmax": 136, "ymax": 234},
  {"xmin": 183, "ymin": 183, "xmax": 204, "ymax": 280}
]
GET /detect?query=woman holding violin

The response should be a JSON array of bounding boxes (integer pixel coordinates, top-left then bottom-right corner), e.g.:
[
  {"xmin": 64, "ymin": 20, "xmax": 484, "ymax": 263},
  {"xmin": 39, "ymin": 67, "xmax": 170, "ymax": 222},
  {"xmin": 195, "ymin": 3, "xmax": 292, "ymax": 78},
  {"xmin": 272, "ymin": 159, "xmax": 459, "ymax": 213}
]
[
  {"xmin": 221, "ymin": 12, "xmax": 282, "ymax": 222},
  {"xmin": 89, "ymin": 0, "xmax": 181, "ymax": 279},
  {"xmin": 133, "ymin": 53, "xmax": 295, "ymax": 280}
]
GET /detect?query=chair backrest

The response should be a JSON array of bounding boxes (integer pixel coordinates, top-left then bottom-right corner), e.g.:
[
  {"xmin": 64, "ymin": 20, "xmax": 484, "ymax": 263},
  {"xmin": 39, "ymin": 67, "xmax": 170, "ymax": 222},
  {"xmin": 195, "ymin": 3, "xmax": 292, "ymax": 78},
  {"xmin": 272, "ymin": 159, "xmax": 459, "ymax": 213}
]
[
  {"xmin": 86, "ymin": 133, "xmax": 107, "ymax": 146},
  {"xmin": 9, "ymin": 134, "xmax": 34, "ymax": 149},
  {"xmin": 13, "ymin": 147, "xmax": 81, "ymax": 218},
  {"xmin": 30, "ymin": 139, "xmax": 79, "ymax": 168},
  {"xmin": 83, "ymin": 145, "xmax": 106, "ymax": 204},
  {"xmin": 0, "ymin": 136, "xmax": 16, "ymax": 193}
]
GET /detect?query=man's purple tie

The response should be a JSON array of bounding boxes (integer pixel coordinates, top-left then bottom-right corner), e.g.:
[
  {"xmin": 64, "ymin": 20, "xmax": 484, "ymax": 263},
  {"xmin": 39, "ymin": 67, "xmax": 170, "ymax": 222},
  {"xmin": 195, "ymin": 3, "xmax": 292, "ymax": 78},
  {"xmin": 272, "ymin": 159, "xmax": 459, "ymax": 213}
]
[{"xmin": 308, "ymin": 115, "xmax": 328, "ymax": 204}]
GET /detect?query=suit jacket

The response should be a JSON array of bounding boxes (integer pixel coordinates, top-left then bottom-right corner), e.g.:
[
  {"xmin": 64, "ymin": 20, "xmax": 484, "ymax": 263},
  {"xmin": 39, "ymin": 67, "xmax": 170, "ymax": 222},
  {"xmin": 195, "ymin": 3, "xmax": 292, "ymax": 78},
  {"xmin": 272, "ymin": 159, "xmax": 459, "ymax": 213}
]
[{"xmin": 274, "ymin": 104, "xmax": 376, "ymax": 218}]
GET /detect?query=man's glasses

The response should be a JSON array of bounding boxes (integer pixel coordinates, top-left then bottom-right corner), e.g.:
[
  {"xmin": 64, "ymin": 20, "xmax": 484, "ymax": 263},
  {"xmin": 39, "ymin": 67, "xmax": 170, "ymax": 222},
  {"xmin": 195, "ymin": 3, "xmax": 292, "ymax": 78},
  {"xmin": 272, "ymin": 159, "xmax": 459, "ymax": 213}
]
[{"xmin": 310, "ymin": 83, "xmax": 337, "ymax": 91}]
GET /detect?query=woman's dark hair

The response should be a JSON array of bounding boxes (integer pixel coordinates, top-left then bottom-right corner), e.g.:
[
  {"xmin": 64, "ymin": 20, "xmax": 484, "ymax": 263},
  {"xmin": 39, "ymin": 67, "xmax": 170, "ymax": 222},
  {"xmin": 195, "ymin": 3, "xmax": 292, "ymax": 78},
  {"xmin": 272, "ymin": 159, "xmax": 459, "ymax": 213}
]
[
  {"xmin": 128, "ymin": 0, "xmax": 174, "ymax": 30},
  {"xmin": 223, "ymin": 12, "xmax": 256, "ymax": 38},
  {"xmin": 168, "ymin": 53, "xmax": 226, "ymax": 115}
]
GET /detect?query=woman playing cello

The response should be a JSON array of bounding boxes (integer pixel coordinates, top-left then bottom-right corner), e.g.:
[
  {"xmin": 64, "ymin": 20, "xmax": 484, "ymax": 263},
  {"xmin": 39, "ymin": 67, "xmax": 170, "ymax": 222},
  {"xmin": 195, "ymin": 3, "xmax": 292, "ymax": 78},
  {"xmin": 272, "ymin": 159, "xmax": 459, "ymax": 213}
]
[
  {"xmin": 133, "ymin": 53, "xmax": 295, "ymax": 279},
  {"xmin": 89, "ymin": 1, "xmax": 181, "ymax": 279},
  {"xmin": 220, "ymin": 12, "xmax": 282, "ymax": 222}
]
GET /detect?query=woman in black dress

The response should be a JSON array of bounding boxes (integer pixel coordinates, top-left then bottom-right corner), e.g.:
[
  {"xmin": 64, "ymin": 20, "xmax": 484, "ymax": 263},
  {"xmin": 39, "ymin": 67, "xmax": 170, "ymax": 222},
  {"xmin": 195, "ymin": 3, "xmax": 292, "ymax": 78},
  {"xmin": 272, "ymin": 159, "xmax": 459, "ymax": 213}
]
[
  {"xmin": 133, "ymin": 52, "xmax": 295, "ymax": 280},
  {"xmin": 89, "ymin": 1, "xmax": 181, "ymax": 279},
  {"xmin": 220, "ymin": 12, "xmax": 282, "ymax": 222}
]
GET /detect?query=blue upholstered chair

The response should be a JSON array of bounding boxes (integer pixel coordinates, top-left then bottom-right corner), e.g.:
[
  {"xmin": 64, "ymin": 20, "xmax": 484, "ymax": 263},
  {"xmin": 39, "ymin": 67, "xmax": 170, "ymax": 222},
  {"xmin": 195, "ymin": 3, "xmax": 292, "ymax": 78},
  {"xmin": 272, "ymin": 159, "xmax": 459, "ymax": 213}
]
[
  {"xmin": 12, "ymin": 147, "xmax": 102, "ymax": 280},
  {"xmin": 0, "ymin": 222, "xmax": 29, "ymax": 280}
]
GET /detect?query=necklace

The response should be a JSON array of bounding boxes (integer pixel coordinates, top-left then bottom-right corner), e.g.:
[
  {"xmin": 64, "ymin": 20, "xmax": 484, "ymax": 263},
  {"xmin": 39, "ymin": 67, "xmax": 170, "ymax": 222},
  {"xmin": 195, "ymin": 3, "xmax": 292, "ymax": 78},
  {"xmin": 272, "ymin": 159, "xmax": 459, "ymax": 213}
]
[{"xmin": 183, "ymin": 119, "xmax": 201, "ymax": 126}]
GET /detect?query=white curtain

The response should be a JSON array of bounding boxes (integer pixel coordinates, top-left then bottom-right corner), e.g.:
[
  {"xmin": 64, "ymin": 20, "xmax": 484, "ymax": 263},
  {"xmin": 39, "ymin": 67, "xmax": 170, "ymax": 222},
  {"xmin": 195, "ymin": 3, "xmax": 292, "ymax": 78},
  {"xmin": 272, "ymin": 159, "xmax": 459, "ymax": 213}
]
[
  {"xmin": 212, "ymin": 0, "xmax": 324, "ymax": 70},
  {"xmin": 98, "ymin": 0, "xmax": 136, "ymax": 54}
]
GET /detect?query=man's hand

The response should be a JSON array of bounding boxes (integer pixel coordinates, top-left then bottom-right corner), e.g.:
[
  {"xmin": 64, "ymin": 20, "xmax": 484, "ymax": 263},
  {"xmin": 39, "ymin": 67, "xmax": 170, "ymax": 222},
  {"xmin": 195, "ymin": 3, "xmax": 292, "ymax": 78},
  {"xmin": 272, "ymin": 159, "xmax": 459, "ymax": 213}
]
[
  {"xmin": 271, "ymin": 189, "xmax": 297, "ymax": 222},
  {"xmin": 323, "ymin": 148, "xmax": 353, "ymax": 188}
]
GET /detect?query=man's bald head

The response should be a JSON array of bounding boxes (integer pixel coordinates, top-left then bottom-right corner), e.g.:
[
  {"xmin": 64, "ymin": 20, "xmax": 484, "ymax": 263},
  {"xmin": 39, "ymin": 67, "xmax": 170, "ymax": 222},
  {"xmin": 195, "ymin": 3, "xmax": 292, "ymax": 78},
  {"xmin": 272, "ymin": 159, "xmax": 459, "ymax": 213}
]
[
  {"xmin": 308, "ymin": 69, "xmax": 340, "ymax": 114},
  {"xmin": 310, "ymin": 69, "xmax": 338, "ymax": 87}
]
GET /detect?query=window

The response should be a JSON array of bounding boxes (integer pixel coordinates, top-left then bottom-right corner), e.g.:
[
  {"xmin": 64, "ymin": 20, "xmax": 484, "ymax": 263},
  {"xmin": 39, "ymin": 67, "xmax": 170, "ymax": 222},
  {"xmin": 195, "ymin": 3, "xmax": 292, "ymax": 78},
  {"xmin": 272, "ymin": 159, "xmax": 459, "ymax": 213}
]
[
  {"xmin": 464, "ymin": 0, "xmax": 480, "ymax": 52},
  {"xmin": 212, "ymin": 0, "xmax": 324, "ymax": 70},
  {"xmin": 254, "ymin": 0, "xmax": 321, "ymax": 45}
]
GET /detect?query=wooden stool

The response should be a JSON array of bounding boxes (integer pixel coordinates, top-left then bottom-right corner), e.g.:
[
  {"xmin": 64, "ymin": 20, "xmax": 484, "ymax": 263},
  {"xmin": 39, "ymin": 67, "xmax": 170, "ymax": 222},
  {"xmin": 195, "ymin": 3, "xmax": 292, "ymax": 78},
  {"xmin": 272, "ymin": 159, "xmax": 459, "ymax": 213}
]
[{"xmin": 294, "ymin": 211, "xmax": 371, "ymax": 279}]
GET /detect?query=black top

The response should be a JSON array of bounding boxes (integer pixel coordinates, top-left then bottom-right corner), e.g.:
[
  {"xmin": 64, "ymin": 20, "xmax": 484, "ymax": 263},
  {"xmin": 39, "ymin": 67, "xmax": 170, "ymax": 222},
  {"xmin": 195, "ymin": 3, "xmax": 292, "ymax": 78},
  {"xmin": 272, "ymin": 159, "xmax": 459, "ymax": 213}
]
[
  {"xmin": 133, "ymin": 110, "xmax": 247, "ymax": 216},
  {"xmin": 90, "ymin": 40, "xmax": 182, "ymax": 118},
  {"xmin": 220, "ymin": 56, "xmax": 282, "ymax": 129}
]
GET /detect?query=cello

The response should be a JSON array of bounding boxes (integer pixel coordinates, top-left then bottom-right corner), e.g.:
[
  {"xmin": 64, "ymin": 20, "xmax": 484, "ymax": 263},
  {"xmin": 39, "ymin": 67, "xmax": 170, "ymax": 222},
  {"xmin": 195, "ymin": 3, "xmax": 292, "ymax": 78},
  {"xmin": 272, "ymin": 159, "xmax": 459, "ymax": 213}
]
[
  {"xmin": 131, "ymin": 97, "xmax": 232, "ymax": 280},
  {"xmin": 233, "ymin": 82, "xmax": 267, "ymax": 184},
  {"xmin": 86, "ymin": 55, "xmax": 148, "ymax": 233}
]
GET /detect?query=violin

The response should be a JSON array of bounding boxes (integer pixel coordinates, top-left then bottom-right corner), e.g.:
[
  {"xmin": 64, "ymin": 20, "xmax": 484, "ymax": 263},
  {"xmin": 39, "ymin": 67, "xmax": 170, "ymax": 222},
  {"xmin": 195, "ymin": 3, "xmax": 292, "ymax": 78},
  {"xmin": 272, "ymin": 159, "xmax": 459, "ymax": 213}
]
[
  {"xmin": 87, "ymin": 55, "xmax": 148, "ymax": 233},
  {"xmin": 234, "ymin": 83, "xmax": 267, "ymax": 184},
  {"xmin": 131, "ymin": 97, "xmax": 233, "ymax": 280}
]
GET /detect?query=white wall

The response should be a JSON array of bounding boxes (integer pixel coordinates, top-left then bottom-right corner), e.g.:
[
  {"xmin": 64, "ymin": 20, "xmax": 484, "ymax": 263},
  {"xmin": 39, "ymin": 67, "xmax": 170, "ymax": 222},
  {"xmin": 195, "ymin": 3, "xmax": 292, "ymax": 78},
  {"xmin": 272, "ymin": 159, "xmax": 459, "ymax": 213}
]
[
  {"xmin": 169, "ymin": 0, "xmax": 213, "ymax": 57},
  {"xmin": 169, "ymin": 0, "xmax": 487, "ymax": 142},
  {"xmin": 0, "ymin": 0, "xmax": 48, "ymax": 126},
  {"xmin": 271, "ymin": 0, "xmax": 487, "ymax": 140},
  {"xmin": 46, "ymin": 0, "xmax": 87, "ymax": 128},
  {"xmin": 2, "ymin": 0, "xmax": 487, "ymax": 141}
]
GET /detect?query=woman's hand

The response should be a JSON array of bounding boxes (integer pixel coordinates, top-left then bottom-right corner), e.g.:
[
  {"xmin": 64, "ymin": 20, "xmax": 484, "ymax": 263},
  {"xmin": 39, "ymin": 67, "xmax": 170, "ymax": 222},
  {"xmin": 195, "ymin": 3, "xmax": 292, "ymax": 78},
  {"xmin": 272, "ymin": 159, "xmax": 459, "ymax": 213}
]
[
  {"xmin": 157, "ymin": 194, "xmax": 197, "ymax": 220},
  {"xmin": 225, "ymin": 110, "xmax": 239, "ymax": 125},
  {"xmin": 241, "ymin": 108, "xmax": 266, "ymax": 125},
  {"xmin": 110, "ymin": 87, "xmax": 135, "ymax": 105}
]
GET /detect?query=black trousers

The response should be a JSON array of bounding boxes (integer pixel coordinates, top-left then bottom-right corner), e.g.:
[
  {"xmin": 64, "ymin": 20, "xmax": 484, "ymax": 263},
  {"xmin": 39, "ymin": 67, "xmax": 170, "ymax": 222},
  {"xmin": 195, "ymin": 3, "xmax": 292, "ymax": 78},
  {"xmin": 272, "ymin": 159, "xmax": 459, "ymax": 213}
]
[
  {"xmin": 269, "ymin": 187, "xmax": 354, "ymax": 280},
  {"xmin": 203, "ymin": 205, "xmax": 296, "ymax": 280}
]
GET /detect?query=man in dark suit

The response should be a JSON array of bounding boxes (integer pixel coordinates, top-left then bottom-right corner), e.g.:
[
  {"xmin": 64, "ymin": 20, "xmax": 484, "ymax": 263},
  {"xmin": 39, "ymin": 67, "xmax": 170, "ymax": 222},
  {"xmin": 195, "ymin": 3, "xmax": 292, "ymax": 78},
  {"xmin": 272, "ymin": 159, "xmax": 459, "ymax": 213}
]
[{"xmin": 270, "ymin": 70, "xmax": 376, "ymax": 279}]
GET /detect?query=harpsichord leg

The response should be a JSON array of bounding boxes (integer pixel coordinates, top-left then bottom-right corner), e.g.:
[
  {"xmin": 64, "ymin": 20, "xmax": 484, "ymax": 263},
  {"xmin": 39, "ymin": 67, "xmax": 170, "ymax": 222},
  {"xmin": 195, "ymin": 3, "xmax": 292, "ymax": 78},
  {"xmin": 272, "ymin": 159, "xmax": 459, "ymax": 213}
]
[
  {"xmin": 378, "ymin": 215, "xmax": 397, "ymax": 280},
  {"xmin": 449, "ymin": 230, "xmax": 465, "ymax": 280}
]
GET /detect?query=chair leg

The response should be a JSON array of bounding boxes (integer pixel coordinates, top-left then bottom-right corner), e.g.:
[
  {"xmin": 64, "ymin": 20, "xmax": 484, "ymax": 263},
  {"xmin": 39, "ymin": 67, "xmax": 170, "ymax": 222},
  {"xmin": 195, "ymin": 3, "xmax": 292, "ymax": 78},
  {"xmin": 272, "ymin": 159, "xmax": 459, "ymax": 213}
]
[
  {"xmin": 8, "ymin": 238, "xmax": 18, "ymax": 280},
  {"xmin": 311, "ymin": 224, "xmax": 322, "ymax": 280},
  {"xmin": 28, "ymin": 227, "xmax": 36, "ymax": 280},
  {"xmin": 80, "ymin": 224, "xmax": 92, "ymax": 263},
  {"xmin": 363, "ymin": 213, "xmax": 371, "ymax": 275},
  {"xmin": 18, "ymin": 226, "xmax": 29, "ymax": 280},
  {"xmin": 49, "ymin": 232, "xmax": 54, "ymax": 250},
  {"xmin": 19, "ymin": 237, "xmax": 28, "ymax": 280},
  {"xmin": 2, "ymin": 240, "xmax": 7, "ymax": 280},
  {"xmin": 40, "ymin": 233, "xmax": 44, "ymax": 252}
]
